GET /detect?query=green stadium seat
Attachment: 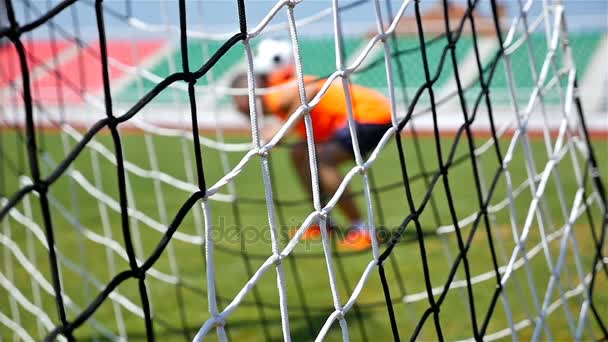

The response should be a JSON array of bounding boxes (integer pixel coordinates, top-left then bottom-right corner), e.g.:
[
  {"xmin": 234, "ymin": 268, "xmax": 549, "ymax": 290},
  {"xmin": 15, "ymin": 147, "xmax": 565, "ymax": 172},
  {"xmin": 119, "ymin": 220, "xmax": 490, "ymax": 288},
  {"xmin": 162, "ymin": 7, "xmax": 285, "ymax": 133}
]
[
  {"xmin": 114, "ymin": 32, "xmax": 602, "ymax": 107},
  {"xmin": 352, "ymin": 35, "xmax": 473, "ymax": 99},
  {"xmin": 297, "ymin": 36, "xmax": 361, "ymax": 77},
  {"xmin": 486, "ymin": 32, "xmax": 602, "ymax": 106},
  {"xmin": 115, "ymin": 37, "xmax": 361, "ymax": 104},
  {"xmin": 115, "ymin": 40, "xmax": 246, "ymax": 103}
]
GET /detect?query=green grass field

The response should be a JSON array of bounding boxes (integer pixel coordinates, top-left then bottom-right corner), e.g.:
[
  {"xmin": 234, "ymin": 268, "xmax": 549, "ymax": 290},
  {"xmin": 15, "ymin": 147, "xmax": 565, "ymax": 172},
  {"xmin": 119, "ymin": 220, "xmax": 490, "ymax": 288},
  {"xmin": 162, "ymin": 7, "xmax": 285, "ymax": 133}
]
[{"xmin": 1, "ymin": 128, "xmax": 606, "ymax": 341}]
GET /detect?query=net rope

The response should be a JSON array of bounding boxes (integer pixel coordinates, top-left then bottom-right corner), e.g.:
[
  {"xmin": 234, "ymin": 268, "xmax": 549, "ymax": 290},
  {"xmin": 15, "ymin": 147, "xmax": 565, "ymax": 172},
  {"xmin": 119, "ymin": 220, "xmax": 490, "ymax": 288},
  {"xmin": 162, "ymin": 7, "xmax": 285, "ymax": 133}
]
[{"xmin": 0, "ymin": 0, "xmax": 606, "ymax": 341}]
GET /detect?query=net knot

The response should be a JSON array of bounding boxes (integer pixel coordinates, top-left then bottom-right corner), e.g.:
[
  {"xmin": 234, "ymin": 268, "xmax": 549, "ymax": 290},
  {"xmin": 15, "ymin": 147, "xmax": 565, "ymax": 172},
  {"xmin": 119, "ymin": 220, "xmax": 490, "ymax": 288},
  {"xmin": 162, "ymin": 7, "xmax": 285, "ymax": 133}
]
[
  {"xmin": 479, "ymin": 206, "xmax": 488, "ymax": 215},
  {"xmin": 317, "ymin": 208, "xmax": 329, "ymax": 220},
  {"xmin": 300, "ymin": 102, "xmax": 312, "ymax": 114},
  {"xmin": 286, "ymin": 0, "xmax": 302, "ymax": 8},
  {"xmin": 184, "ymin": 73, "xmax": 197, "ymax": 85},
  {"xmin": 256, "ymin": 146, "xmax": 270, "ymax": 157},
  {"xmin": 3, "ymin": 26, "xmax": 21, "ymax": 41},
  {"xmin": 275, "ymin": 253, "xmax": 286, "ymax": 264},
  {"xmin": 212, "ymin": 315, "xmax": 226, "ymax": 328},
  {"xmin": 339, "ymin": 69, "xmax": 351, "ymax": 79},
  {"xmin": 134, "ymin": 268, "xmax": 146, "ymax": 280},
  {"xmin": 34, "ymin": 181, "xmax": 49, "ymax": 194},
  {"xmin": 107, "ymin": 118, "xmax": 118, "ymax": 130},
  {"xmin": 335, "ymin": 309, "xmax": 345, "ymax": 320}
]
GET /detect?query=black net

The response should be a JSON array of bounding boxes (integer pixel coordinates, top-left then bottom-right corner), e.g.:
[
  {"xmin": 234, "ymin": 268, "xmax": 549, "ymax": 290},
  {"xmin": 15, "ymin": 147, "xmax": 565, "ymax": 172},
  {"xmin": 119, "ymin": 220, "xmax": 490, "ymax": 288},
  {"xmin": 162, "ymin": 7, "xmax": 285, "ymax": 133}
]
[{"xmin": 0, "ymin": 0, "xmax": 606, "ymax": 341}]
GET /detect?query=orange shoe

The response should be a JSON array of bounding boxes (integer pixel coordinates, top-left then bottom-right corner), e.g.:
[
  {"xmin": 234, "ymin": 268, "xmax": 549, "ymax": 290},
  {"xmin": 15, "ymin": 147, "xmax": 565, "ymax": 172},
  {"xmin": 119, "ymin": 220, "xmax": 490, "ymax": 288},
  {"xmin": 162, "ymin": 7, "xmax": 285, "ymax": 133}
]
[
  {"xmin": 337, "ymin": 229, "xmax": 373, "ymax": 252},
  {"xmin": 289, "ymin": 224, "xmax": 332, "ymax": 241}
]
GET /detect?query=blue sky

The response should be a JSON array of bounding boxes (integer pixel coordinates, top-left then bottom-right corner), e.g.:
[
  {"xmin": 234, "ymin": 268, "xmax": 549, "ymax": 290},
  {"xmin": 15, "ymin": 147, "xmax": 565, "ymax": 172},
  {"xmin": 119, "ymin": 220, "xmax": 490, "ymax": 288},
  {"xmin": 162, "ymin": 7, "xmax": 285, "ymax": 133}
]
[{"xmin": 9, "ymin": 0, "xmax": 607, "ymax": 39}]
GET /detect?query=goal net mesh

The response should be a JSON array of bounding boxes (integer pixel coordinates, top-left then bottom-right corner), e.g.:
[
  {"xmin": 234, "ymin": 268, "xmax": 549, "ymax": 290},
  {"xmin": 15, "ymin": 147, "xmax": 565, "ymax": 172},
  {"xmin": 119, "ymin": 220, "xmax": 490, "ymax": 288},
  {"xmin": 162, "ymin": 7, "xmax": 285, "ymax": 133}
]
[{"xmin": 0, "ymin": 0, "xmax": 606, "ymax": 341}]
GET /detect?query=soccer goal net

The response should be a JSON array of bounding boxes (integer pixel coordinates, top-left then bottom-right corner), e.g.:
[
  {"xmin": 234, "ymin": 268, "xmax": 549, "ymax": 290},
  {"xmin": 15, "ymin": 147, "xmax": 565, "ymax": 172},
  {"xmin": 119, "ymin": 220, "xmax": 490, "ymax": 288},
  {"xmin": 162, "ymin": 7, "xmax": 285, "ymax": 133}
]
[{"xmin": 0, "ymin": 0, "xmax": 606, "ymax": 341}]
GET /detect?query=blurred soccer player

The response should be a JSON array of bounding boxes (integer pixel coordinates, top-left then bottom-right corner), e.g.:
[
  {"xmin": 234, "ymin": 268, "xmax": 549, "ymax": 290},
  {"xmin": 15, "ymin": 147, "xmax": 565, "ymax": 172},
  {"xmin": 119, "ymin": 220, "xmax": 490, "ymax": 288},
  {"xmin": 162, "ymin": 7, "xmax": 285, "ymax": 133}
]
[{"xmin": 231, "ymin": 40, "xmax": 392, "ymax": 251}]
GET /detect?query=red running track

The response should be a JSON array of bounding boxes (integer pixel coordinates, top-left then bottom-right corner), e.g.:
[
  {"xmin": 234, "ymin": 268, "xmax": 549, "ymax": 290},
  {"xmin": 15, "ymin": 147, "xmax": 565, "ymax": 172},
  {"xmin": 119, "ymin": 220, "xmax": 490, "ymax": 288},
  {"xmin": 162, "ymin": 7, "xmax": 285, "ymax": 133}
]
[
  {"xmin": 3, "ymin": 40, "xmax": 165, "ymax": 105},
  {"xmin": 0, "ymin": 40, "xmax": 72, "ymax": 88}
]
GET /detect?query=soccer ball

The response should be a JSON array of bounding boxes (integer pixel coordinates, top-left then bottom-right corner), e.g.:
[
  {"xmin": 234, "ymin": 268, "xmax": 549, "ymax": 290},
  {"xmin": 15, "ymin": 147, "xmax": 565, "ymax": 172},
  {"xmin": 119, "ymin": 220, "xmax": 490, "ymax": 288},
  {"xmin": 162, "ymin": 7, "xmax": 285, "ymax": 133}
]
[{"xmin": 254, "ymin": 39, "xmax": 294, "ymax": 75}]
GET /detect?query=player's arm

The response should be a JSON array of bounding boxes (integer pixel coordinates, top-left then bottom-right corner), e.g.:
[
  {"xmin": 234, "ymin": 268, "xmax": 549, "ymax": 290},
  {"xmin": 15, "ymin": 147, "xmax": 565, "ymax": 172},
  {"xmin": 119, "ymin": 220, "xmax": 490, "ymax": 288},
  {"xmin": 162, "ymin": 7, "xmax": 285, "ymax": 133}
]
[
  {"xmin": 276, "ymin": 80, "xmax": 322, "ymax": 117},
  {"xmin": 261, "ymin": 80, "xmax": 321, "ymax": 142}
]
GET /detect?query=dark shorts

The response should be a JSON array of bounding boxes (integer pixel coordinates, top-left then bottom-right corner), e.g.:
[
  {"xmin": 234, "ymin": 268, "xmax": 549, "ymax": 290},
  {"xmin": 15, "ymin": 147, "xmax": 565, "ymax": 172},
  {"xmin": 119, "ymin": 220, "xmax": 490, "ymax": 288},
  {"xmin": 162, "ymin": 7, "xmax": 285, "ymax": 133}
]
[{"xmin": 333, "ymin": 122, "xmax": 392, "ymax": 157}]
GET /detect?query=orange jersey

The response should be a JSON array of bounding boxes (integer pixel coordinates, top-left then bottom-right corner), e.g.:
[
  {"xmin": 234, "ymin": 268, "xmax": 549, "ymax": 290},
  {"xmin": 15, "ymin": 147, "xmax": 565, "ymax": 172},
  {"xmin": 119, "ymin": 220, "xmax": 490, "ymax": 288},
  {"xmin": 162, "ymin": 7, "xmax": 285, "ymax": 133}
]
[{"xmin": 262, "ymin": 74, "xmax": 392, "ymax": 142}]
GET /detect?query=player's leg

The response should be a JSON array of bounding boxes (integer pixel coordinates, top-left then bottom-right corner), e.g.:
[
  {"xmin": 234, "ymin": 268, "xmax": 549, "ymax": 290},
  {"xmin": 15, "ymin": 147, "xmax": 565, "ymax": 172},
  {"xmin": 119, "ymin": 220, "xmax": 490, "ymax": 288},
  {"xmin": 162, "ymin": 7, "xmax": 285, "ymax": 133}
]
[
  {"xmin": 331, "ymin": 122, "xmax": 392, "ymax": 251},
  {"xmin": 290, "ymin": 142, "xmax": 313, "ymax": 191},
  {"xmin": 291, "ymin": 140, "xmax": 353, "ymax": 202},
  {"xmin": 289, "ymin": 122, "xmax": 390, "ymax": 250},
  {"xmin": 289, "ymin": 141, "xmax": 353, "ymax": 239},
  {"xmin": 316, "ymin": 141, "xmax": 361, "ymax": 224}
]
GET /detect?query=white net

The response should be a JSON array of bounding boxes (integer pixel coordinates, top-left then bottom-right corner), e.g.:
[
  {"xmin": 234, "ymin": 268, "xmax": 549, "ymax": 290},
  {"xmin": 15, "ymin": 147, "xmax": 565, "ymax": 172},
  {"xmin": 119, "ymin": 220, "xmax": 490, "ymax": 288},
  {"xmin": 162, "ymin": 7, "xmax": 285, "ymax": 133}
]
[{"xmin": 0, "ymin": 0, "xmax": 606, "ymax": 341}]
